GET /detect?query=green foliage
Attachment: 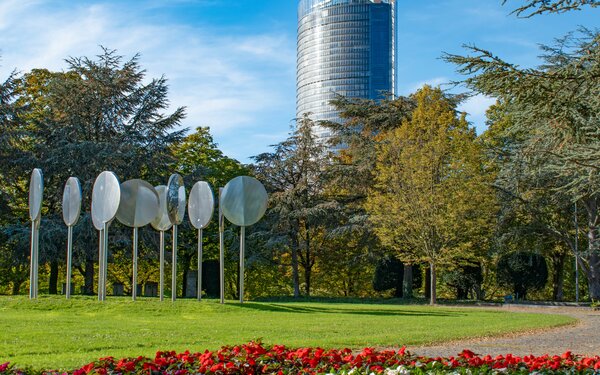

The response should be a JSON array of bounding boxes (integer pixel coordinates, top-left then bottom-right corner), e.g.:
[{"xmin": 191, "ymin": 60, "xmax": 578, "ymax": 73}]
[
  {"xmin": 252, "ymin": 115, "xmax": 337, "ymax": 297},
  {"xmin": 445, "ymin": 22, "xmax": 600, "ymax": 299},
  {"xmin": 0, "ymin": 48, "xmax": 186, "ymax": 294},
  {"xmin": 365, "ymin": 86, "xmax": 496, "ymax": 304},
  {"xmin": 497, "ymin": 251, "xmax": 549, "ymax": 299},
  {"xmin": 441, "ymin": 263, "xmax": 483, "ymax": 300},
  {"xmin": 372, "ymin": 256, "xmax": 404, "ymax": 297},
  {"xmin": 320, "ymin": 95, "xmax": 416, "ymax": 298}
]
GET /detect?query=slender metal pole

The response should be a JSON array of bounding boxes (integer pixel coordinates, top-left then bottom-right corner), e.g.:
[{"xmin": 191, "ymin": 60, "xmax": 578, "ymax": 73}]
[
  {"xmin": 102, "ymin": 222, "xmax": 109, "ymax": 301},
  {"xmin": 239, "ymin": 226, "xmax": 245, "ymax": 304},
  {"xmin": 29, "ymin": 221, "xmax": 36, "ymax": 299},
  {"xmin": 172, "ymin": 224, "xmax": 178, "ymax": 302},
  {"xmin": 159, "ymin": 230, "xmax": 165, "ymax": 301},
  {"xmin": 575, "ymin": 202, "xmax": 580, "ymax": 303},
  {"xmin": 98, "ymin": 229, "xmax": 103, "ymax": 301},
  {"xmin": 35, "ymin": 223, "xmax": 40, "ymax": 298},
  {"xmin": 219, "ymin": 188, "xmax": 225, "ymax": 304},
  {"xmin": 197, "ymin": 228, "xmax": 203, "ymax": 301},
  {"xmin": 66, "ymin": 225, "xmax": 73, "ymax": 299},
  {"xmin": 132, "ymin": 227, "xmax": 138, "ymax": 301},
  {"xmin": 34, "ymin": 223, "xmax": 39, "ymax": 298}
]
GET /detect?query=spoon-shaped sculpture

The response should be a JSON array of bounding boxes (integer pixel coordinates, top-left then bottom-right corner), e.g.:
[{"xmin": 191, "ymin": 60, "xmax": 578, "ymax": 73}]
[
  {"xmin": 28, "ymin": 168, "xmax": 43, "ymax": 299},
  {"xmin": 188, "ymin": 181, "xmax": 214, "ymax": 301},
  {"xmin": 116, "ymin": 179, "xmax": 159, "ymax": 301},
  {"xmin": 62, "ymin": 177, "xmax": 81, "ymax": 299},
  {"xmin": 166, "ymin": 174, "xmax": 186, "ymax": 302},
  {"xmin": 91, "ymin": 171, "xmax": 121, "ymax": 301},
  {"xmin": 220, "ymin": 176, "xmax": 268, "ymax": 303},
  {"xmin": 151, "ymin": 185, "xmax": 172, "ymax": 301}
]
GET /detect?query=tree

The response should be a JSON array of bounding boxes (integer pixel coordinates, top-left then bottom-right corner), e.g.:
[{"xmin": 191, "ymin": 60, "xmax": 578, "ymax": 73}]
[
  {"xmin": 441, "ymin": 263, "xmax": 483, "ymax": 300},
  {"xmin": 444, "ymin": 27, "xmax": 600, "ymax": 299},
  {"xmin": 502, "ymin": 0, "xmax": 599, "ymax": 17},
  {"xmin": 253, "ymin": 115, "xmax": 336, "ymax": 297},
  {"xmin": 2, "ymin": 48, "xmax": 185, "ymax": 294},
  {"xmin": 482, "ymin": 102, "xmax": 578, "ymax": 301},
  {"xmin": 497, "ymin": 251, "xmax": 549, "ymax": 299},
  {"xmin": 365, "ymin": 86, "xmax": 496, "ymax": 304},
  {"xmin": 320, "ymin": 95, "xmax": 417, "ymax": 296}
]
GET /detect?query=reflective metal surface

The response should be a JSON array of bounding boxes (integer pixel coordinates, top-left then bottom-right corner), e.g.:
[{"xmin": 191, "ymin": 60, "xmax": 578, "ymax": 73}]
[
  {"xmin": 151, "ymin": 185, "xmax": 172, "ymax": 232},
  {"xmin": 167, "ymin": 174, "xmax": 186, "ymax": 225},
  {"xmin": 29, "ymin": 168, "xmax": 43, "ymax": 222},
  {"xmin": 29, "ymin": 220, "xmax": 40, "ymax": 299},
  {"xmin": 188, "ymin": 181, "xmax": 214, "ymax": 229},
  {"xmin": 91, "ymin": 171, "xmax": 121, "ymax": 225},
  {"xmin": 62, "ymin": 177, "xmax": 81, "ymax": 300},
  {"xmin": 116, "ymin": 179, "xmax": 159, "ymax": 228},
  {"xmin": 92, "ymin": 211, "xmax": 103, "ymax": 231},
  {"xmin": 62, "ymin": 177, "xmax": 82, "ymax": 227},
  {"xmin": 221, "ymin": 176, "xmax": 268, "ymax": 227}
]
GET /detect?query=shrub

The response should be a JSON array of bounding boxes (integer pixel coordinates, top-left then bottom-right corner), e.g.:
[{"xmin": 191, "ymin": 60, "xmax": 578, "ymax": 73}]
[{"xmin": 497, "ymin": 251, "xmax": 548, "ymax": 300}]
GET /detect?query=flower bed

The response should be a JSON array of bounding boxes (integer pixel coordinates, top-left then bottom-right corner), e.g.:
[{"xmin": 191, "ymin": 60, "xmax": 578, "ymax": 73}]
[{"xmin": 2, "ymin": 342, "xmax": 600, "ymax": 374}]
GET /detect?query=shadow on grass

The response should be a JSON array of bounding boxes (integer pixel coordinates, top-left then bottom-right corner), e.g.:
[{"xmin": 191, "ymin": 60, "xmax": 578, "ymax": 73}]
[{"xmin": 231, "ymin": 302, "xmax": 463, "ymax": 317}]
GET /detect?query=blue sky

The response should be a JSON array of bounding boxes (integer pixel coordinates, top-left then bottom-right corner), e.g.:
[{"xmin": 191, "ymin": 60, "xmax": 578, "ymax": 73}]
[{"xmin": 0, "ymin": 0, "xmax": 596, "ymax": 163}]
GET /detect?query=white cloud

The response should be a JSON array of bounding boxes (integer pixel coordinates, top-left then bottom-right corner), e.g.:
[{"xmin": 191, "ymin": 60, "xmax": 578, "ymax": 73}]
[
  {"xmin": 400, "ymin": 76, "xmax": 450, "ymax": 95},
  {"xmin": 458, "ymin": 94, "xmax": 496, "ymax": 133}
]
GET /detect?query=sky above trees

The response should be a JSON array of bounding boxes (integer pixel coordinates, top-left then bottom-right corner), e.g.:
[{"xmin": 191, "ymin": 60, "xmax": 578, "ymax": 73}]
[{"xmin": 0, "ymin": 0, "xmax": 594, "ymax": 162}]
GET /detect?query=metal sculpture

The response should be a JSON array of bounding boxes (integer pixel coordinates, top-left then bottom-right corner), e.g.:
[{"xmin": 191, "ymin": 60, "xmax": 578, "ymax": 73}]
[
  {"xmin": 188, "ymin": 181, "xmax": 214, "ymax": 301},
  {"xmin": 116, "ymin": 179, "xmax": 159, "ymax": 301},
  {"xmin": 62, "ymin": 177, "xmax": 81, "ymax": 299},
  {"xmin": 150, "ymin": 185, "xmax": 172, "ymax": 301},
  {"xmin": 29, "ymin": 168, "xmax": 43, "ymax": 299},
  {"xmin": 91, "ymin": 171, "xmax": 121, "ymax": 301},
  {"xmin": 166, "ymin": 174, "xmax": 185, "ymax": 302},
  {"xmin": 220, "ymin": 176, "xmax": 268, "ymax": 303}
]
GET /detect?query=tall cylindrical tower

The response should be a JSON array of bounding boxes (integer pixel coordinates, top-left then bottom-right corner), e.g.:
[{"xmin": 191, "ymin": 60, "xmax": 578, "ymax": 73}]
[{"xmin": 297, "ymin": 0, "xmax": 395, "ymax": 139}]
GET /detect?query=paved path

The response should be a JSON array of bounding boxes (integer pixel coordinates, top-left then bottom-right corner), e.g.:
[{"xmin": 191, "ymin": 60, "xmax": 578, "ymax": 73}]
[{"xmin": 410, "ymin": 305, "xmax": 600, "ymax": 357}]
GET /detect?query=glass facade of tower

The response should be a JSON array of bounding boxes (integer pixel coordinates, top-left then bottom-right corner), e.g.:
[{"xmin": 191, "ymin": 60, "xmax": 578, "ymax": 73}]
[{"xmin": 297, "ymin": 0, "xmax": 395, "ymax": 139}]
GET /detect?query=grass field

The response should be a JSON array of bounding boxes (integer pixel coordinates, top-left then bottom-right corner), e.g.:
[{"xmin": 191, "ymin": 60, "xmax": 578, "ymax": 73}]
[{"xmin": 0, "ymin": 296, "xmax": 575, "ymax": 369}]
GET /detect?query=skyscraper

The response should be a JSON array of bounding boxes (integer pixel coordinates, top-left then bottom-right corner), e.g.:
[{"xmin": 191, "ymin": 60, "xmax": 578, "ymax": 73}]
[{"xmin": 297, "ymin": 0, "xmax": 396, "ymax": 139}]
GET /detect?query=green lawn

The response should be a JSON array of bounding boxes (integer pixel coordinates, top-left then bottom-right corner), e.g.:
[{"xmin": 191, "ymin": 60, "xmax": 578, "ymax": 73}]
[{"xmin": 0, "ymin": 296, "xmax": 575, "ymax": 369}]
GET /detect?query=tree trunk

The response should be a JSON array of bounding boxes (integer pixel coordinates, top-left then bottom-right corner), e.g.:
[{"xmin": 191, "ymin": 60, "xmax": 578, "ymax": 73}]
[
  {"xmin": 551, "ymin": 250, "xmax": 565, "ymax": 301},
  {"xmin": 291, "ymin": 237, "xmax": 300, "ymax": 298},
  {"xmin": 430, "ymin": 262, "xmax": 437, "ymax": 305},
  {"xmin": 425, "ymin": 266, "xmax": 431, "ymax": 299},
  {"xmin": 83, "ymin": 257, "xmax": 95, "ymax": 295},
  {"xmin": 304, "ymin": 263, "xmax": 311, "ymax": 297},
  {"xmin": 49, "ymin": 260, "xmax": 59, "ymax": 294},
  {"xmin": 304, "ymin": 226, "xmax": 311, "ymax": 297},
  {"xmin": 585, "ymin": 197, "xmax": 600, "ymax": 300},
  {"xmin": 402, "ymin": 264, "xmax": 413, "ymax": 298},
  {"xmin": 588, "ymin": 252, "xmax": 600, "ymax": 300}
]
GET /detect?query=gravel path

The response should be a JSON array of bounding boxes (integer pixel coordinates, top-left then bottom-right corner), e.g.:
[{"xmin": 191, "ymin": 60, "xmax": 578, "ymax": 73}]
[{"xmin": 410, "ymin": 305, "xmax": 600, "ymax": 357}]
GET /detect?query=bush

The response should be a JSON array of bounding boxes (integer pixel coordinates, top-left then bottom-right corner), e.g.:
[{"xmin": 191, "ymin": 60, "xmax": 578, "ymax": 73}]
[
  {"xmin": 373, "ymin": 256, "xmax": 404, "ymax": 297},
  {"xmin": 442, "ymin": 263, "xmax": 483, "ymax": 299},
  {"xmin": 497, "ymin": 252, "xmax": 548, "ymax": 300}
]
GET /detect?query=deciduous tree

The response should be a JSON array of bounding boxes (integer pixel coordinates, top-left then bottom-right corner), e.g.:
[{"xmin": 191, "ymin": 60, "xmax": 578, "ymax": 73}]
[{"xmin": 366, "ymin": 86, "xmax": 496, "ymax": 304}]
